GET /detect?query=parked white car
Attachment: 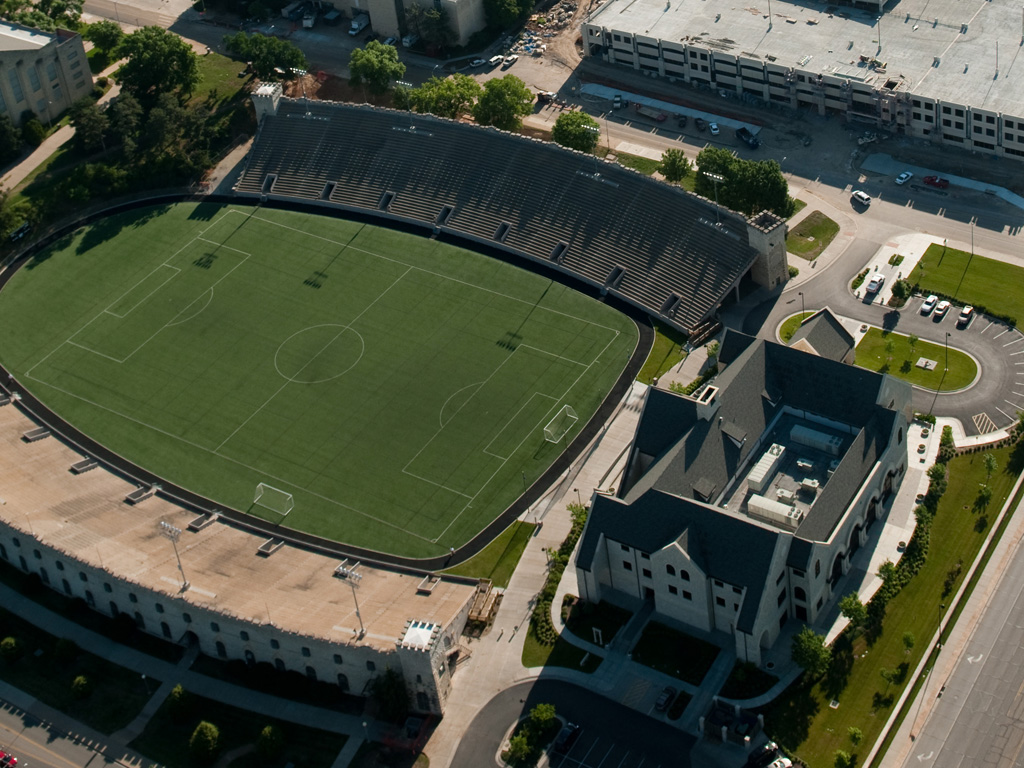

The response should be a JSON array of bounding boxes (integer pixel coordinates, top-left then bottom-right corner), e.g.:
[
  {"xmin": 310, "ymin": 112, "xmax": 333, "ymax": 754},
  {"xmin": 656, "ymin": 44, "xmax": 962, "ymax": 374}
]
[
  {"xmin": 895, "ymin": 171, "xmax": 914, "ymax": 185},
  {"xmin": 921, "ymin": 294, "xmax": 938, "ymax": 314},
  {"xmin": 866, "ymin": 273, "xmax": 885, "ymax": 293}
]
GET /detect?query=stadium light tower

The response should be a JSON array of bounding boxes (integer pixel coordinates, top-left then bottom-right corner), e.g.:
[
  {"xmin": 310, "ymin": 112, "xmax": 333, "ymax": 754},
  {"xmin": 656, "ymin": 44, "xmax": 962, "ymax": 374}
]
[
  {"xmin": 158, "ymin": 521, "xmax": 190, "ymax": 593},
  {"xmin": 704, "ymin": 172, "xmax": 725, "ymax": 226},
  {"xmin": 337, "ymin": 561, "xmax": 366, "ymax": 639}
]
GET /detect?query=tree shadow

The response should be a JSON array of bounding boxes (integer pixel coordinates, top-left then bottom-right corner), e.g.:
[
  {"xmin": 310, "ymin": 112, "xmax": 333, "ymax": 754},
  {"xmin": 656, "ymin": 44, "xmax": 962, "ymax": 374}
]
[
  {"xmin": 881, "ymin": 310, "xmax": 901, "ymax": 332},
  {"xmin": 754, "ymin": 676, "xmax": 820, "ymax": 750},
  {"xmin": 872, "ymin": 691, "xmax": 894, "ymax": 711},
  {"xmin": 975, "ymin": 516, "xmax": 989, "ymax": 532},
  {"xmin": 822, "ymin": 632, "xmax": 855, "ymax": 700},
  {"xmin": 900, "ymin": 360, "xmax": 912, "ymax": 373}
]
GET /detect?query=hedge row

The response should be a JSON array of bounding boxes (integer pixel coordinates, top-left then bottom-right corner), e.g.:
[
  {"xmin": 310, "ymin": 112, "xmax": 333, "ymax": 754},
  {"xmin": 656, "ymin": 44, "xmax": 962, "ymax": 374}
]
[{"xmin": 530, "ymin": 503, "xmax": 588, "ymax": 645}]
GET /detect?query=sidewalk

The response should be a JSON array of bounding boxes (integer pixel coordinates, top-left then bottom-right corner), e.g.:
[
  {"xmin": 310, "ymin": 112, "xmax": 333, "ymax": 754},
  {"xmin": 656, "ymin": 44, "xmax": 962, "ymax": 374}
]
[{"xmin": 784, "ymin": 183, "xmax": 859, "ymax": 290}]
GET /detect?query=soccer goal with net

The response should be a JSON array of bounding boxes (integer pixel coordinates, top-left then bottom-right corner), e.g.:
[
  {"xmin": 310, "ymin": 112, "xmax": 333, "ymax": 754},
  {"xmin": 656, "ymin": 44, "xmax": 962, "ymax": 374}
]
[
  {"xmin": 254, "ymin": 483, "xmax": 294, "ymax": 517},
  {"xmin": 543, "ymin": 405, "xmax": 578, "ymax": 443}
]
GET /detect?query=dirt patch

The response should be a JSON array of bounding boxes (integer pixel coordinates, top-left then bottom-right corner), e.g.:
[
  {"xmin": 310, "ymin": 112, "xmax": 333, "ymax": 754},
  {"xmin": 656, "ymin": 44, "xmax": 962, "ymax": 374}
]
[{"xmin": 283, "ymin": 72, "xmax": 398, "ymax": 107}]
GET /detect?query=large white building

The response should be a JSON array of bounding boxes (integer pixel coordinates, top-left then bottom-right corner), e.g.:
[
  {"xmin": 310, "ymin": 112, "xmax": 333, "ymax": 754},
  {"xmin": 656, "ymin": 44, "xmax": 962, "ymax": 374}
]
[
  {"xmin": 582, "ymin": 0, "xmax": 1024, "ymax": 161},
  {"xmin": 348, "ymin": 0, "xmax": 485, "ymax": 48},
  {"xmin": 575, "ymin": 327, "xmax": 912, "ymax": 665},
  {"xmin": 0, "ymin": 22, "xmax": 93, "ymax": 127}
]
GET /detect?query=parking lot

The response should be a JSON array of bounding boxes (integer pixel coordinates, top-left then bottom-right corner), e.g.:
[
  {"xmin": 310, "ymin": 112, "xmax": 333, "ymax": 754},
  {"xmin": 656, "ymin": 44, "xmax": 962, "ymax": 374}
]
[{"xmin": 550, "ymin": 728, "xmax": 670, "ymax": 768}]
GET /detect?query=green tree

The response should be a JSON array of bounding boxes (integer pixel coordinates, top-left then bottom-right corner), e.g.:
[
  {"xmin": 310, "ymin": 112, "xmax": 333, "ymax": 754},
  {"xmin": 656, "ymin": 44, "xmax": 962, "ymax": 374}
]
[
  {"xmin": 0, "ymin": 113, "xmax": 22, "ymax": 165},
  {"xmin": 902, "ymin": 631, "xmax": 916, "ymax": 654},
  {"xmin": 117, "ymin": 27, "xmax": 201, "ymax": 101},
  {"xmin": 189, "ymin": 721, "xmax": 221, "ymax": 765},
  {"xmin": 167, "ymin": 683, "xmax": 191, "ymax": 723},
  {"xmin": 884, "ymin": 336, "xmax": 896, "ymax": 364},
  {"xmin": 472, "ymin": 75, "xmax": 533, "ymax": 131},
  {"xmin": 878, "ymin": 559, "xmax": 897, "ymax": 582},
  {"xmin": 348, "ymin": 40, "xmax": 406, "ymax": 95},
  {"xmin": 109, "ymin": 92, "xmax": 142, "ymax": 158},
  {"xmin": 839, "ymin": 592, "xmax": 867, "ymax": 633},
  {"xmin": 411, "ymin": 74, "xmax": 481, "ymax": 119},
  {"xmin": 0, "ymin": 636, "xmax": 20, "ymax": 662},
  {"xmin": 848, "ymin": 726, "xmax": 863, "ymax": 747},
  {"xmin": 144, "ymin": 92, "xmax": 187, "ymax": 151},
  {"xmin": 483, "ymin": 0, "xmax": 523, "ymax": 27},
  {"xmin": 984, "ymin": 452, "xmax": 998, "ymax": 483},
  {"xmin": 791, "ymin": 625, "xmax": 831, "ymax": 679},
  {"xmin": 506, "ymin": 732, "xmax": 530, "ymax": 763},
  {"xmin": 86, "ymin": 19, "xmax": 124, "ymax": 57},
  {"xmin": 256, "ymin": 724, "xmax": 285, "ymax": 762},
  {"xmin": 369, "ymin": 666, "xmax": 409, "ymax": 722},
  {"xmin": 694, "ymin": 146, "xmax": 792, "ymax": 217},
  {"xmin": 35, "ymin": 0, "xmax": 82, "ymax": 25},
  {"xmin": 880, "ymin": 666, "xmax": 895, "ymax": 692},
  {"xmin": 529, "ymin": 702, "xmax": 556, "ymax": 729},
  {"xmin": 659, "ymin": 148, "xmax": 691, "ymax": 183},
  {"xmin": 21, "ymin": 117, "xmax": 46, "ymax": 147},
  {"xmin": 552, "ymin": 110, "xmax": 600, "ymax": 153},
  {"xmin": 71, "ymin": 674, "xmax": 91, "ymax": 698},
  {"xmin": 834, "ymin": 749, "xmax": 854, "ymax": 768},
  {"xmin": 908, "ymin": 333, "xmax": 919, "ymax": 357},
  {"xmin": 976, "ymin": 483, "xmax": 993, "ymax": 511},
  {"xmin": 1012, "ymin": 410, "xmax": 1024, "ymax": 443},
  {"xmin": 419, "ymin": 6, "xmax": 456, "ymax": 52},
  {"xmin": 70, "ymin": 98, "xmax": 108, "ymax": 152},
  {"xmin": 224, "ymin": 32, "xmax": 306, "ymax": 79}
]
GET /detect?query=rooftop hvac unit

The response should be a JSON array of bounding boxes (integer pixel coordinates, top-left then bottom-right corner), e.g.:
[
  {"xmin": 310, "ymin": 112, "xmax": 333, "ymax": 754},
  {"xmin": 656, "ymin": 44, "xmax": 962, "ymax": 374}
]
[
  {"xmin": 791, "ymin": 425, "xmax": 843, "ymax": 456},
  {"xmin": 749, "ymin": 494, "xmax": 802, "ymax": 529},
  {"xmin": 748, "ymin": 443, "xmax": 786, "ymax": 493}
]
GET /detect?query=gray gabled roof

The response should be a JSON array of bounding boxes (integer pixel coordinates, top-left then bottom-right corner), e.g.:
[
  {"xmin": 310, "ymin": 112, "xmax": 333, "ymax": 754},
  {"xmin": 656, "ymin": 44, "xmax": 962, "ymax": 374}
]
[
  {"xmin": 788, "ymin": 308, "xmax": 856, "ymax": 363},
  {"xmin": 576, "ymin": 489, "xmax": 783, "ymax": 632}
]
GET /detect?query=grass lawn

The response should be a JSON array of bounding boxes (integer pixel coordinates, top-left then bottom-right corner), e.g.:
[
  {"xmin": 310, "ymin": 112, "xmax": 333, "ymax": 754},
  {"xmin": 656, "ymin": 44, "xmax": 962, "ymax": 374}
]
[
  {"xmin": 0, "ymin": 203, "xmax": 636, "ymax": 558},
  {"xmin": 789, "ymin": 199, "xmax": 807, "ymax": 218},
  {"xmin": 564, "ymin": 600, "xmax": 633, "ymax": 646},
  {"xmin": 779, "ymin": 312, "xmax": 814, "ymax": 343},
  {"xmin": 443, "ymin": 521, "xmax": 536, "ymax": 588},
  {"xmin": 854, "ymin": 328, "xmax": 977, "ymax": 391},
  {"xmin": 631, "ymin": 621, "xmax": 720, "ymax": 686},
  {"xmin": 786, "ymin": 211, "xmax": 839, "ymax": 261},
  {"xmin": 188, "ymin": 51, "xmax": 250, "ymax": 110},
  {"xmin": 130, "ymin": 689, "xmax": 346, "ymax": 768},
  {"xmin": 637, "ymin": 324, "xmax": 688, "ymax": 384},
  {"xmin": 522, "ymin": 627, "xmax": 603, "ymax": 672},
  {"xmin": 761, "ymin": 443, "xmax": 1024, "ymax": 767},
  {"xmin": 907, "ymin": 243, "xmax": 1024, "ymax": 323},
  {"xmin": 0, "ymin": 607, "xmax": 157, "ymax": 734},
  {"xmin": 615, "ymin": 151, "xmax": 661, "ymax": 176}
]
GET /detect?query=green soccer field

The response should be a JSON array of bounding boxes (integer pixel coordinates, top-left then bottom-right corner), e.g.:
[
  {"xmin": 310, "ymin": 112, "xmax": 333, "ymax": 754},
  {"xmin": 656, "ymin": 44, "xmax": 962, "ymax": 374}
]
[{"xmin": 0, "ymin": 203, "xmax": 638, "ymax": 558}]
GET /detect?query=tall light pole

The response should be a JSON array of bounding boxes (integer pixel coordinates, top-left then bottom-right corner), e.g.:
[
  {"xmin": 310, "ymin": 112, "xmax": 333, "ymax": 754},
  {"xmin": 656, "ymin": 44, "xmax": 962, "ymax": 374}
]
[
  {"xmin": 337, "ymin": 561, "xmax": 365, "ymax": 639},
  {"xmin": 945, "ymin": 332, "xmax": 951, "ymax": 372},
  {"xmin": 705, "ymin": 172, "xmax": 725, "ymax": 225},
  {"xmin": 158, "ymin": 521, "xmax": 189, "ymax": 593}
]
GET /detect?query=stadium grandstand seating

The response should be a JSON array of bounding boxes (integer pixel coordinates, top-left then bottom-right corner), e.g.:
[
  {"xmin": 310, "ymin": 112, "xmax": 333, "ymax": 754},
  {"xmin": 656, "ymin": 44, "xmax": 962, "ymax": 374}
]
[{"xmin": 235, "ymin": 100, "xmax": 761, "ymax": 333}]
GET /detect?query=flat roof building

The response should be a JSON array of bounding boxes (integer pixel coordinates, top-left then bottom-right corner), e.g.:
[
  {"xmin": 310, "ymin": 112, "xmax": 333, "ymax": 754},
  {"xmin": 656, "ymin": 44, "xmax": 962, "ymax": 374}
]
[
  {"xmin": 0, "ymin": 22, "xmax": 93, "ymax": 127},
  {"xmin": 582, "ymin": 0, "xmax": 1024, "ymax": 160}
]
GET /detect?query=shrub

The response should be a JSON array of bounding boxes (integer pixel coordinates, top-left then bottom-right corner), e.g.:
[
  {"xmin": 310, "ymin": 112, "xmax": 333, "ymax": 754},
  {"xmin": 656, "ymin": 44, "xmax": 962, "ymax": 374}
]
[
  {"xmin": 167, "ymin": 683, "xmax": 191, "ymax": 723},
  {"xmin": 851, "ymin": 268, "xmax": 870, "ymax": 290},
  {"xmin": 529, "ymin": 503, "xmax": 588, "ymax": 645},
  {"xmin": 22, "ymin": 118, "xmax": 46, "ymax": 146},
  {"xmin": 256, "ymin": 724, "xmax": 285, "ymax": 763},
  {"xmin": 788, "ymin": 265, "xmax": 800, "ymax": 278},
  {"xmin": 72, "ymin": 674, "xmax": 92, "ymax": 697},
  {"xmin": 189, "ymin": 721, "xmax": 221, "ymax": 765}
]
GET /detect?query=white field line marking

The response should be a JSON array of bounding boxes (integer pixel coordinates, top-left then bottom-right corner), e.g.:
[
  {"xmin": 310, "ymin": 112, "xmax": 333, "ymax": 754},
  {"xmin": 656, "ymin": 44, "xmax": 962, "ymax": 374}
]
[
  {"xmin": 24, "ymin": 371, "xmax": 437, "ymax": 543},
  {"xmin": 214, "ymin": 265, "xmax": 412, "ymax": 453},
  {"xmin": 483, "ymin": 392, "xmax": 559, "ymax": 461},
  {"xmin": 104, "ymin": 264, "xmax": 180, "ymax": 319}
]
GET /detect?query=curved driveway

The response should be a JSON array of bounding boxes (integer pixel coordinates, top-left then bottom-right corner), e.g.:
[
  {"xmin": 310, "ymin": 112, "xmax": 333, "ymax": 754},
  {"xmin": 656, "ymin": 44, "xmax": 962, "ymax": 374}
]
[
  {"xmin": 746, "ymin": 235, "xmax": 1022, "ymax": 436},
  {"xmin": 451, "ymin": 679, "xmax": 696, "ymax": 768}
]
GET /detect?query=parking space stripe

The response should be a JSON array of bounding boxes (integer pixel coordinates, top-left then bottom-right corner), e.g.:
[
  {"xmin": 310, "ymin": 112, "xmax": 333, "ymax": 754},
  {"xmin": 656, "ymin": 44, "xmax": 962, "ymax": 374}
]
[
  {"xmin": 1004, "ymin": 337, "xmax": 1024, "ymax": 347},
  {"xmin": 1011, "ymin": 350, "xmax": 1024, "ymax": 356},
  {"xmin": 1005, "ymin": 400, "xmax": 1024, "ymax": 410},
  {"xmin": 995, "ymin": 328, "xmax": 1011, "ymax": 339},
  {"xmin": 981, "ymin": 320, "xmax": 995, "ymax": 334},
  {"xmin": 996, "ymin": 406, "xmax": 1015, "ymax": 421}
]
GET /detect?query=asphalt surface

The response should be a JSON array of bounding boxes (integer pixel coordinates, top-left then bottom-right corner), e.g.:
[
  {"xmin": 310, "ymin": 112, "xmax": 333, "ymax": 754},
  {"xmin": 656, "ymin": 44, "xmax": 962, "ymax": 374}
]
[
  {"xmin": 897, "ymin": 516, "xmax": 1024, "ymax": 768},
  {"xmin": 450, "ymin": 680, "xmax": 696, "ymax": 768},
  {"xmin": 0, "ymin": 699, "xmax": 93, "ymax": 768}
]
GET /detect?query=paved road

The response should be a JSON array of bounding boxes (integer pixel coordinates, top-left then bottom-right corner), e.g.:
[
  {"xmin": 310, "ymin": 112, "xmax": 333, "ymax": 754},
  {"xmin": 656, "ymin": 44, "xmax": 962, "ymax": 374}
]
[
  {"xmin": 450, "ymin": 680, "xmax": 696, "ymax": 768},
  {"xmin": 896, "ymin": 514, "xmax": 1024, "ymax": 768},
  {"xmin": 0, "ymin": 697, "xmax": 101, "ymax": 768}
]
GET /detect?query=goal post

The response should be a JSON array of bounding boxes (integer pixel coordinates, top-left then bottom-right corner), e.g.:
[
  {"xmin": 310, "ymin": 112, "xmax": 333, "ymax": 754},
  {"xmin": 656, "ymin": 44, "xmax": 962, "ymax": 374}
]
[
  {"xmin": 543, "ymin": 405, "xmax": 578, "ymax": 443},
  {"xmin": 254, "ymin": 482, "xmax": 294, "ymax": 517}
]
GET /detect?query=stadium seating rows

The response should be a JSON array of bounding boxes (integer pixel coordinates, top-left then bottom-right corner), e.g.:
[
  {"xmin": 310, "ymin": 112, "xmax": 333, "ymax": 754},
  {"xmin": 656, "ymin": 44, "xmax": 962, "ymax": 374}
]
[{"xmin": 236, "ymin": 100, "xmax": 760, "ymax": 332}]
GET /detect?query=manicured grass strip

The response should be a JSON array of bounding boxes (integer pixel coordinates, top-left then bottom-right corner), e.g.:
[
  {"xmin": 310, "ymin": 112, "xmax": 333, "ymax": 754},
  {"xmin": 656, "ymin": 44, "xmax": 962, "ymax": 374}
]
[
  {"xmin": 522, "ymin": 627, "xmax": 603, "ymax": 672},
  {"xmin": 188, "ymin": 51, "xmax": 250, "ymax": 110},
  {"xmin": 907, "ymin": 243, "xmax": 1024, "ymax": 324},
  {"xmin": 0, "ymin": 607, "xmax": 157, "ymax": 734},
  {"xmin": 637, "ymin": 324, "xmax": 688, "ymax": 384},
  {"xmin": 786, "ymin": 211, "xmax": 839, "ymax": 261},
  {"xmin": 779, "ymin": 312, "xmax": 814, "ymax": 343},
  {"xmin": 789, "ymin": 199, "xmax": 807, "ymax": 218},
  {"xmin": 631, "ymin": 621, "xmax": 719, "ymax": 686},
  {"xmin": 871, "ymin": 468, "xmax": 1024, "ymax": 767},
  {"xmin": 0, "ymin": 203, "xmax": 636, "ymax": 558},
  {"xmin": 130, "ymin": 688, "xmax": 346, "ymax": 768},
  {"xmin": 760, "ymin": 444, "xmax": 1023, "ymax": 768},
  {"xmin": 615, "ymin": 151, "xmax": 661, "ymax": 176},
  {"xmin": 443, "ymin": 521, "xmax": 536, "ymax": 588},
  {"xmin": 855, "ymin": 328, "xmax": 976, "ymax": 391}
]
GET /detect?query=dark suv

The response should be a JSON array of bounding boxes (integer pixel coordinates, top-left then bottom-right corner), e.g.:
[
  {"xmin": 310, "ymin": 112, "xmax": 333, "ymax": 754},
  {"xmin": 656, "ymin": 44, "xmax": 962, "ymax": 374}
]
[
  {"xmin": 736, "ymin": 126, "xmax": 761, "ymax": 148},
  {"xmin": 744, "ymin": 740, "xmax": 780, "ymax": 768},
  {"xmin": 553, "ymin": 723, "xmax": 581, "ymax": 753}
]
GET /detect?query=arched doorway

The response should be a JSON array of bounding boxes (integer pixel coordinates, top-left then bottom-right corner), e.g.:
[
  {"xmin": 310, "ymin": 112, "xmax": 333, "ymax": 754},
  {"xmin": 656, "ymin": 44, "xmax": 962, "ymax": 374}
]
[
  {"xmin": 830, "ymin": 552, "xmax": 845, "ymax": 585},
  {"xmin": 866, "ymin": 498, "xmax": 878, "ymax": 527},
  {"xmin": 848, "ymin": 524, "xmax": 863, "ymax": 555}
]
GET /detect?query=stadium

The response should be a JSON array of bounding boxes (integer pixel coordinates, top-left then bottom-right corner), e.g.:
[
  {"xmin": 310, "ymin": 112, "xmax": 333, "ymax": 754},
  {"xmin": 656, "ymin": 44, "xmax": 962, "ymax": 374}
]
[{"xmin": 0, "ymin": 89, "xmax": 790, "ymax": 716}]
